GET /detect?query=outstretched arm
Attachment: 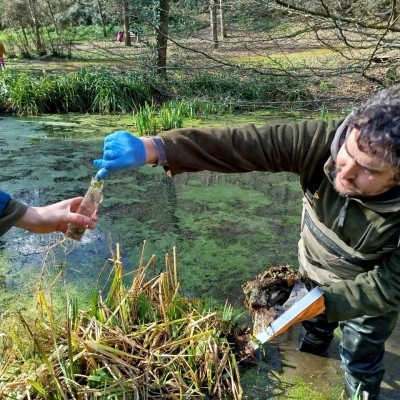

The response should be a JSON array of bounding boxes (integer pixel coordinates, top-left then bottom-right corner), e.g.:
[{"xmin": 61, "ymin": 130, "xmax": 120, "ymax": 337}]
[{"xmin": 15, "ymin": 197, "xmax": 97, "ymax": 234}]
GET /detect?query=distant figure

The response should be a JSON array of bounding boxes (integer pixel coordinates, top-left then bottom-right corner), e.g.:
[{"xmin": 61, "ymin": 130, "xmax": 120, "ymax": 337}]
[
  {"xmin": 0, "ymin": 41, "xmax": 6, "ymax": 69},
  {"xmin": 116, "ymin": 31, "xmax": 124, "ymax": 43}
]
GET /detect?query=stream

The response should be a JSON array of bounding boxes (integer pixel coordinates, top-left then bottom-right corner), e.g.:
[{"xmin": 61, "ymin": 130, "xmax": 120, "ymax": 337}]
[{"xmin": 0, "ymin": 115, "xmax": 399, "ymax": 399}]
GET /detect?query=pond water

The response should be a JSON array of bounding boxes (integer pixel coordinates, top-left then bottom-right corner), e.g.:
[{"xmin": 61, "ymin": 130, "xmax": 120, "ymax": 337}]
[
  {"xmin": 0, "ymin": 115, "xmax": 399, "ymax": 399},
  {"xmin": 0, "ymin": 115, "xmax": 303, "ymax": 306}
]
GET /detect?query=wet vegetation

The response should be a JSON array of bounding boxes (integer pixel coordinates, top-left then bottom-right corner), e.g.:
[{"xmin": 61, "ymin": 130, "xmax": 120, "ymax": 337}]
[
  {"xmin": 0, "ymin": 243, "xmax": 248, "ymax": 399},
  {"xmin": 0, "ymin": 114, "xmax": 351, "ymax": 399},
  {"xmin": 0, "ymin": 67, "xmax": 312, "ymax": 116},
  {"xmin": 0, "ymin": 111, "xmax": 366, "ymax": 399}
]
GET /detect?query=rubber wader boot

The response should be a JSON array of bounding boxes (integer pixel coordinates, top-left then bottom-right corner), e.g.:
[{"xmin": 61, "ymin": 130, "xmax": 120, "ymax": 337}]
[
  {"xmin": 298, "ymin": 314, "xmax": 338, "ymax": 356},
  {"xmin": 340, "ymin": 311, "xmax": 399, "ymax": 400},
  {"xmin": 344, "ymin": 372, "xmax": 380, "ymax": 400}
]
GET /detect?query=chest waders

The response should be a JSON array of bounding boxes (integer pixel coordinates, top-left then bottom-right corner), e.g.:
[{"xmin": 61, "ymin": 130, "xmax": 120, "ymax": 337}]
[{"xmin": 298, "ymin": 196, "xmax": 399, "ymax": 400}]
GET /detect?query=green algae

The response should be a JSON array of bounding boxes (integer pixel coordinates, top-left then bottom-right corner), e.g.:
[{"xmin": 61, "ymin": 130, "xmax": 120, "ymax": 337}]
[
  {"xmin": 1, "ymin": 114, "xmax": 305, "ymax": 306},
  {"xmin": 0, "ymin": 111, "xmax": 343, "ymax": 399},
  {"xmin": 274, "ymin": 377, "xmax": 343, "ymax": 400},
  {"xmin": 177, "ymin": 182, "xmax": 274, "ymax": 211}
]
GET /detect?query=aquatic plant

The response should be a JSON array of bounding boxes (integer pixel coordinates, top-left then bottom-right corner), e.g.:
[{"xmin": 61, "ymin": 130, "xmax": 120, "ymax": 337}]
[
  {"xmin": 0, "ymin": 67, "xmax": 312, "ymax": 116},
  {"xmin": 133, "ymin": 101, "xmax": 188, "ymax": 135},
  {"xmin": 1, "ymin": 70, "xmax": 48, "ymax": 115},
  {"xmin": 0, "ymin": 68, "xmax": 155, "ymax": 115},
  {"xmin": 133, "ymin": 99, "xmax": 234, "ymax": 135},
  {"xmin": 159, "ymin": 101, "xmax": 185, "ymax": 130},
  {"xmin": 134, "ymin": 101, "xmax": 159, "ymax": 136},
  {"xmin": 0, "ymin": 243, "xmax": 245, "ymax": 399}
]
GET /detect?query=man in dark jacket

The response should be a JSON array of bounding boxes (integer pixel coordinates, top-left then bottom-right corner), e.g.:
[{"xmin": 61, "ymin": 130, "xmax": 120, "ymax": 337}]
[
  {"xmin": 94, "ymin": 84, "xmax": 400, "ymax": 399},
  {"xmin": 0, "ymin": 191, "xmax": 97, "ymax": 237}
]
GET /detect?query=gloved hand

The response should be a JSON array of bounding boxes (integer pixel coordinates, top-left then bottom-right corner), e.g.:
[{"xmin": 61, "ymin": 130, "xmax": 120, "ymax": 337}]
[{"xmin": 93, "ymin": 131, "xmax": 146, "ymax": 180}]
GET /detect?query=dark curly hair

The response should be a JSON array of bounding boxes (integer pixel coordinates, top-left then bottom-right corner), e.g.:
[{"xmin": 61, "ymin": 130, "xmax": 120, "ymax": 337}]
[{"xmin": 347, "ymin": 85, "xmax": 400, "ymax": 172}]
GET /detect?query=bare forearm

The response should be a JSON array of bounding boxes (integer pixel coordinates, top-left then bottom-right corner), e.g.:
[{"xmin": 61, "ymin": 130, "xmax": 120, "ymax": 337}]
[
  {"xmin": 143, "ymin": 137, "xmax": 158, "ymax": 164},
  {"xmin": 15, "ymin": 197, "xmax": 96, "ymax": 234}
]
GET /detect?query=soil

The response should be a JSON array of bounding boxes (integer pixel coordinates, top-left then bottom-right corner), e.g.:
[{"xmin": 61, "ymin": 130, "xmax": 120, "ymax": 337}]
[{"xmin": 242, "ymin": 264, "xmax": 301, "ymax": 334}]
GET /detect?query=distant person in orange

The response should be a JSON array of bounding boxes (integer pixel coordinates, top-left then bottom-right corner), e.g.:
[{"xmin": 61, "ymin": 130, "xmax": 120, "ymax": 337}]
[{"xmin": 0, "ymin": 41, "xmax": 6, "ymax": 69}]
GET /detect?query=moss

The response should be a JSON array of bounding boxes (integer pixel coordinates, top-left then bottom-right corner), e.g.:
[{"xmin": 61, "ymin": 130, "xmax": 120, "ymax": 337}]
[{"xmin": 274, "ymin": 377, "xmax": 342, "ymax": 400}]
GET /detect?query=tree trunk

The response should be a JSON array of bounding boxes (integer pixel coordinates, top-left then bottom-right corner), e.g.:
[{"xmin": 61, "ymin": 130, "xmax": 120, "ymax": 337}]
[
  {"xmin": 97, "ymin": 0, "xmax": 107, "ymax": 37},
  {"xmin": 27, "ymin": 0, "xmax": 45, "ymax": 54},
  {"xmin": 210, "ymin": 0, "xmax": 218, "ymax": 49},
  {"xmin": 219, "ymin": 0, "xmax": 226, "ymax": 39},
  {"xmin": 156, "ymin": 0, "xmax": 170, "ymax": 75},
  {"xmin": 45, "ymin": 0, "xmax": 59, "ymax": 36},
  {"xmin": 123, "ymin": 0, "xmax": 132, "ymax": 46},
  {"xmin": 18, "ymin": 19, "xmax": 30, "ymax": 55}
]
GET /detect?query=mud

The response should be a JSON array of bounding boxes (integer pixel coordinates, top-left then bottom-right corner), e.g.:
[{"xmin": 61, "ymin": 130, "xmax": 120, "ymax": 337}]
[{"xmin": 243, "ymin": 264, "xmax": 301, "ymax": 335}]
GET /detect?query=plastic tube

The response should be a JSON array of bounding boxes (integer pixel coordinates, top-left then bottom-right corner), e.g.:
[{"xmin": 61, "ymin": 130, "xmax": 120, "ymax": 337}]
[{"xmin": 66, "ymin": 178, "xmax": 104, "ymax": 241}]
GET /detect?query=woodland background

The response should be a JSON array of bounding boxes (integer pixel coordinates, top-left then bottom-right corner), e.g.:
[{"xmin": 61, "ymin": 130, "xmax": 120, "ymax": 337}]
[{"xmin": 1, "ymin": 0, "xmax": 400, "ymax": 111}]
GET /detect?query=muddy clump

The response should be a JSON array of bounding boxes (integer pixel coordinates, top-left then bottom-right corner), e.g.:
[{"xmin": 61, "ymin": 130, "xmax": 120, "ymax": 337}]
[{"xmin": 242, "ymin": 264, "xmax": 302, "ymax": 335}]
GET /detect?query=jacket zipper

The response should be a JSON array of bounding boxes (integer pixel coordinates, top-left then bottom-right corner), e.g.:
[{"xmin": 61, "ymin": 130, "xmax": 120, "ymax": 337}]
[{"xmin": 338, "ymin": 197, "xmax": 350, "ymax": 228}]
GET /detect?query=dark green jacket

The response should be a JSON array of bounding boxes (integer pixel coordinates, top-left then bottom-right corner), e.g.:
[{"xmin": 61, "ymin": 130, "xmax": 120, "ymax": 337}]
[{"xmin": 159, "ymin": 119, "xmax": 400, "ymax": 322}]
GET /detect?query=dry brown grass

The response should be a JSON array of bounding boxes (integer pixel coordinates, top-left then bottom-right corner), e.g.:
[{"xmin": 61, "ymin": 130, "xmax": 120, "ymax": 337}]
[{"xmin": 0, "ymin": 242, "xmax": 248, "ymax": 399}]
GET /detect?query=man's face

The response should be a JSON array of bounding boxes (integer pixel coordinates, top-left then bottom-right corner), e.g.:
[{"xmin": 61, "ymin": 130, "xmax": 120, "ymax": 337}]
[{"xmin": 334, "ymin": 129, "xmax": 399, "ymax": 197}]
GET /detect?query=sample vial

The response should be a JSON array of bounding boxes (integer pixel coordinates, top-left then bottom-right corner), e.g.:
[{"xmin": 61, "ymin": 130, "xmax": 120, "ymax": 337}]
[{"xmin": 66, "ymin": 178, "xmax": 104, "ymax": 241}]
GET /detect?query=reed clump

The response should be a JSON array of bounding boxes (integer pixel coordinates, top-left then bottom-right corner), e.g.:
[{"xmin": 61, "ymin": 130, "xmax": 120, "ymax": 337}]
[
  {"xmin": 0, "ymin": 68, "xmax": 154, "ymax": 115},
  {"xmin": 0, "ymin": 243, "xmax": 245, "ymax": 399},
  {"xmin": 133, "ymin": 100, "xmax": 231, "ymax": 136},
  {"xmin": 0, "ymin": 67, "xmax": 311, "ymax": 116}
]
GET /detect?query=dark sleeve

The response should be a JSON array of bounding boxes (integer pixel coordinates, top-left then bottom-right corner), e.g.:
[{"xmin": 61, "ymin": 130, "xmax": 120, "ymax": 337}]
[
  {"xmin": 323, "ymin": 250, "xmax": 400, "ymax": 321},
  {"xmin": 158, "ymin": 120, "xmax": 340, "ymax": 176},
  {"xmin": 0, "ymin": 191, "xmax": 28, "ymax": 236}
]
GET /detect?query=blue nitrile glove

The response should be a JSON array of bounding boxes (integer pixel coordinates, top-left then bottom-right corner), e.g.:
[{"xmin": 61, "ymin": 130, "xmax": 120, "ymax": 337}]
[{"xmin": 93, "ymin": 131, "xmax": 146, "ymax": 180}]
